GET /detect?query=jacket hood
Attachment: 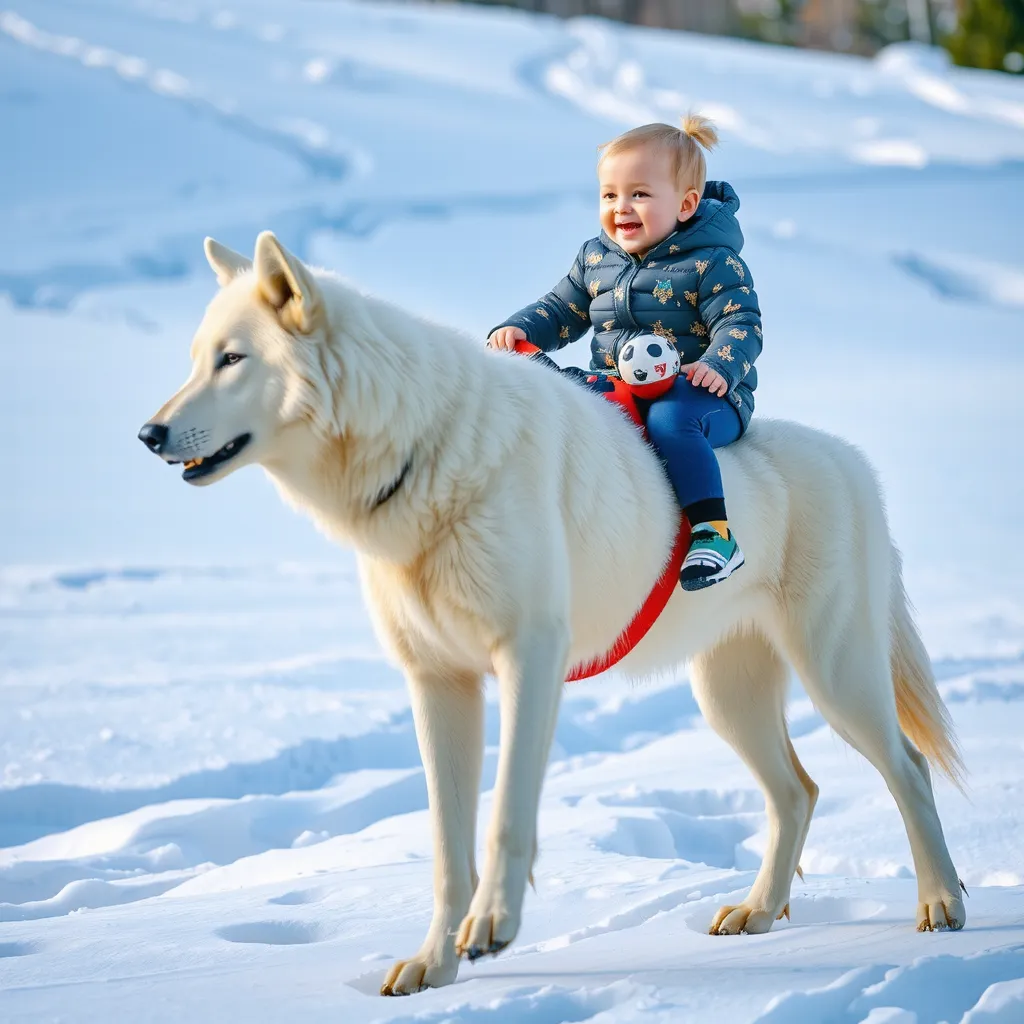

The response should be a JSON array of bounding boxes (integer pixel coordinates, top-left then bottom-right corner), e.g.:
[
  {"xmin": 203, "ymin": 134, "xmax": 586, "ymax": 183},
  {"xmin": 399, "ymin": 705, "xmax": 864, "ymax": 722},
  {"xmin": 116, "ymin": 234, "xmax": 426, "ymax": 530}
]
[{"xmin": 674, "ymin": 180, "xmax": 744, "ymax": 253}]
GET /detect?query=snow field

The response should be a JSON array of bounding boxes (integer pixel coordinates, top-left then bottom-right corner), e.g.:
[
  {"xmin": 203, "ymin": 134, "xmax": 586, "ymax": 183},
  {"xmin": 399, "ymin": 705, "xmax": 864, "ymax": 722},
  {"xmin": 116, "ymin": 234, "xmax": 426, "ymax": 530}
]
[{"xmin": 2, "ymin": 1, "xmax": 1024, "ymax": 1021}]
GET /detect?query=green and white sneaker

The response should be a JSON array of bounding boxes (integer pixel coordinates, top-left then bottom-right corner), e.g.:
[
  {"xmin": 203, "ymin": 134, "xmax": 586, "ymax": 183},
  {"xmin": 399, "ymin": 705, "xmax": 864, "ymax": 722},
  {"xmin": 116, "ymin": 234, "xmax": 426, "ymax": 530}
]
[{"xmin": 680, "ymin": 522, "xmax": 745, "ymax": 592}]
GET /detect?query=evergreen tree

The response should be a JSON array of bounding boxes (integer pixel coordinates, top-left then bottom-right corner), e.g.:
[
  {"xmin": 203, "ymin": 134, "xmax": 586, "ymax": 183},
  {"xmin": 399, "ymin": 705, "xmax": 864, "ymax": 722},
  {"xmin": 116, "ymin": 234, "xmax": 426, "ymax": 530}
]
[{"xmin": 946, "ymin": 0, "xmax": 1024, "ymax": 72}]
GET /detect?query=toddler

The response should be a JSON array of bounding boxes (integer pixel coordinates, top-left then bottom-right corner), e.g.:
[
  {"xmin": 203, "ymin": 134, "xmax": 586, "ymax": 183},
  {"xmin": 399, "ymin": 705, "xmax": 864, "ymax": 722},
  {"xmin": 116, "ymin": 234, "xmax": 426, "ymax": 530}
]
[{"xmin": 488, "ymin": 116, "xmax": 761, "ymax": 591}]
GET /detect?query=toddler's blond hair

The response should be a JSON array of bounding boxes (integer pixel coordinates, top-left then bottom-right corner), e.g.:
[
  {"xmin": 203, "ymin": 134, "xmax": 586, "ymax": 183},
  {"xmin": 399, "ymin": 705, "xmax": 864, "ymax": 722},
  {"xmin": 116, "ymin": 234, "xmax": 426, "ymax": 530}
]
[{"xmin": 599, "ymin": 114, "xmax": 719, "ymax": 197}]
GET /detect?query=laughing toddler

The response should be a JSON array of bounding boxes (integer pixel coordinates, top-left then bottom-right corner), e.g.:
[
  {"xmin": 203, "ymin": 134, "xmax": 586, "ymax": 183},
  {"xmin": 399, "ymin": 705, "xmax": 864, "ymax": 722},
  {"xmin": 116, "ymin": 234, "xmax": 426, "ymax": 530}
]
[{"xmin": 488, "ymin": 116, "xmax": 762, "ymax": 591}]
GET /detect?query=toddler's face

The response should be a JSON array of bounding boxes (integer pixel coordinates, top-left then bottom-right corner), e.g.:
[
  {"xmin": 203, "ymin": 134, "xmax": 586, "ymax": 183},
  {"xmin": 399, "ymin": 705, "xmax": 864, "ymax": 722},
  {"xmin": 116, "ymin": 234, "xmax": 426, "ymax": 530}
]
[{"xmin": 599, "ymin": 145, "xmax": 698, "ymax": 255}]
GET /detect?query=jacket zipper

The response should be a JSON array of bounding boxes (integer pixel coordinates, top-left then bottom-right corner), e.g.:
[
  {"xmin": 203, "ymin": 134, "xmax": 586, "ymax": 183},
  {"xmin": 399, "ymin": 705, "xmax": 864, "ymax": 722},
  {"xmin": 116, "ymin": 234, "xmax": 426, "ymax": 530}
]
[
  {"xmin": 608, "ymin": 230, "xmax": 676, "ymax": 332},
  {"xmin": 619, "ymin": 250, "xmax": 641, "ymax": 329}
]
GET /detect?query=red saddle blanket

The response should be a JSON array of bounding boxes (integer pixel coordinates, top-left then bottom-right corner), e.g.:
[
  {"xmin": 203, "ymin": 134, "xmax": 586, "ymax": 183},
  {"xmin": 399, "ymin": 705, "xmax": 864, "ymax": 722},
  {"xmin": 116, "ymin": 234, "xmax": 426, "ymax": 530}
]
[{"xmin": 512, "ymin": 341, "xmax": 691, "ymax": 681}]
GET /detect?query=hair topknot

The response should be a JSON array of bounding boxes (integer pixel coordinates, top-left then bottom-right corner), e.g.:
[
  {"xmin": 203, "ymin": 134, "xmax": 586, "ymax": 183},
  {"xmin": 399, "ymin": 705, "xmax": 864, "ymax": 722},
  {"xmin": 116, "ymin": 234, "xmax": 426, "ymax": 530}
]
[
  {"xmin": 598, "ymin": 113, "xmax": 719, "ymax": 195},
  {"xmin": 681, "ymin": 112, "xmax": 719, "ymax": 152}
]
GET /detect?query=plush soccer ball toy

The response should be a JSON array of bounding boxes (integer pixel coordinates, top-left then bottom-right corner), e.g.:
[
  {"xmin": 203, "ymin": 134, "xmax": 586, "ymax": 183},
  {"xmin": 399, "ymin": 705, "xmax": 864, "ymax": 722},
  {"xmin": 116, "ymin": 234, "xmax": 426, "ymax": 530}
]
[{"xmin": 617, "ymin": 335, "xmax": 680, "ymax": 398}]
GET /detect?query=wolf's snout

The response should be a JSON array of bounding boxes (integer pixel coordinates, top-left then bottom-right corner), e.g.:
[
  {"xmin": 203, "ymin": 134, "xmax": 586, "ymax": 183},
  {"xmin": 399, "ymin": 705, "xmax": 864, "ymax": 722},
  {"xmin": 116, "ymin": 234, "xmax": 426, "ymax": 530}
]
[{"xmin": 138, "ymin": 422, "xmax": 169, "ymax": 454}]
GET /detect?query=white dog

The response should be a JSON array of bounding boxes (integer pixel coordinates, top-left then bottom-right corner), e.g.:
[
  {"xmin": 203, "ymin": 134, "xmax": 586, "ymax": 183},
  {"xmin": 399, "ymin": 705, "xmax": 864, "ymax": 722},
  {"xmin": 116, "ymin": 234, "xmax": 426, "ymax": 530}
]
[{"xmin": 140, "ymin": 232, "xmax": 966, "ymax": 996}]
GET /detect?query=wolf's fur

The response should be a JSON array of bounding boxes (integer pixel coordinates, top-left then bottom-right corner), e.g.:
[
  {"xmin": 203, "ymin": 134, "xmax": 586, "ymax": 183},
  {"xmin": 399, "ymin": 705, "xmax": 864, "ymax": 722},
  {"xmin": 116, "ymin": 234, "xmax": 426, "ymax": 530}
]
[{"xmin": 144, "ymin": 233, "xmax": 966, "ymax": 996}]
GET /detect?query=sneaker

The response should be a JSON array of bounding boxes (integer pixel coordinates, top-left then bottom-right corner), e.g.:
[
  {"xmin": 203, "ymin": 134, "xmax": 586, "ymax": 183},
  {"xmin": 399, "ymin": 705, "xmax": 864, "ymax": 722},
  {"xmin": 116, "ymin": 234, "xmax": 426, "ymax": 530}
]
[{"xmin": 680, "ymin": 522, "xmax": 745, "ymax": 592}]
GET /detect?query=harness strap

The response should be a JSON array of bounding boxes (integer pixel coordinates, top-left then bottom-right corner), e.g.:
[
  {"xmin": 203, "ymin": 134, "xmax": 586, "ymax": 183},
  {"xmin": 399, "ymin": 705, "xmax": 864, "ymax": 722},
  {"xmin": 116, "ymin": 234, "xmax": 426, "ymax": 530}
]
[
  {"xmin": 566, "ymin": 523, "xmax": 689, "ymax": 681},
  {"xmin": 511, "ymin": 340, "xmax": 691, "ymax": 682}
]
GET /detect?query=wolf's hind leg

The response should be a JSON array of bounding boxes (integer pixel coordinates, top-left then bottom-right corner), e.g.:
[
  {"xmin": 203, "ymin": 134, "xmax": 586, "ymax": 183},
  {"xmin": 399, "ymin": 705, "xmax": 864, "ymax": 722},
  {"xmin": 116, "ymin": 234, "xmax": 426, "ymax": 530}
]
[
  {"xmin": 691, "ymin": 631, "xmax": 818, "ymax": 935},
  {"xmin": 785, "ymin": 610, "xmax": 964, "ymax": 932},
  {"xmin": 456, "ymin": 620, "xmax": 569, "ymax": 961},
  {"xmin": 381, "ymin": 668, "xmax": 484, "ymax": 996}
]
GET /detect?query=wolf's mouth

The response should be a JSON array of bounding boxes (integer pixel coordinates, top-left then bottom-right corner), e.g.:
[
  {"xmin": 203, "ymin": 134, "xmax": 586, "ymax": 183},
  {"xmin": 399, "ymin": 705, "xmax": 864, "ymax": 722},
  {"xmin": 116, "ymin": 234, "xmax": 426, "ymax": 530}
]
[{"xmin": 177, "ymin": 433, "xmax": 251, "ymax": 482}]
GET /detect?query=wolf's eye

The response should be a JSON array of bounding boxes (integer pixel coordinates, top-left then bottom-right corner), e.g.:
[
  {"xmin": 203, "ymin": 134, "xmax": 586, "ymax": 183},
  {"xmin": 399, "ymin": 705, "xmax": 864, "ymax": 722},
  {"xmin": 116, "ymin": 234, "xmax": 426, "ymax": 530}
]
[{"xmin": 218, "ymin": 352, "xmax": 244, "ymax": 369}]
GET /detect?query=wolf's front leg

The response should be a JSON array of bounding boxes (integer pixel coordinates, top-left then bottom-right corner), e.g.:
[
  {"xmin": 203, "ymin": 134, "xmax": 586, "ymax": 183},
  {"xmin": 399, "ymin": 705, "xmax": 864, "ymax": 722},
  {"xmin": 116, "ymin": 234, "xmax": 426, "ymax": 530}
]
[
  {"xmin": 456, "ymin": 621, "xmax": 569, "ymax": 961},
  {"xmin": 381, "ymin": 669, "xmax": 484, "ymax": 996}
]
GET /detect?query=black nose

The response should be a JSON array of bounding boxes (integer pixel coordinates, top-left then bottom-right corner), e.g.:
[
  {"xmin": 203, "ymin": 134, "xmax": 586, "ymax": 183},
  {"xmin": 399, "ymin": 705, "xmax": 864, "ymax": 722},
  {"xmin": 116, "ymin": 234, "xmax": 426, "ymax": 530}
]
[{"xmin": 138, "ymin": 423, "xmax": 169, "ymax": 453}]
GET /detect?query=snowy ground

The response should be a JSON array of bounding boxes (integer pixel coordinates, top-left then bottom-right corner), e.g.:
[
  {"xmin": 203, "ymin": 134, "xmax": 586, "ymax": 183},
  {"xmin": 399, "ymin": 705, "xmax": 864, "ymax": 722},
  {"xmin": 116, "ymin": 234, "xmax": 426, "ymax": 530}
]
[{"xmin": 2, "ymin": 2, "xmax": 1024, "ymax": 1021}]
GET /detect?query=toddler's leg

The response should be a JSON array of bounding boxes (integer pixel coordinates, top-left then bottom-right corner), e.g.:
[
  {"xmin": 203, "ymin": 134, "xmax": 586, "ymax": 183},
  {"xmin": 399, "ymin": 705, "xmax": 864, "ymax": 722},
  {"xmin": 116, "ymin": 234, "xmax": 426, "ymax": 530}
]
[{"xmin": 642, "ymin": 380, "xmax": 744, "ymax": 591}]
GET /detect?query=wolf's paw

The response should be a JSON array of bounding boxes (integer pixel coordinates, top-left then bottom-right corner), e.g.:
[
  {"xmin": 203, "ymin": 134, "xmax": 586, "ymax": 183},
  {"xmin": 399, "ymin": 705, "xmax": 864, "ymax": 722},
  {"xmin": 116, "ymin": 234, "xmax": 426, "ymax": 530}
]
[
  {"xmin": 916, "ymin": 894, "xmax": 966, "ymax": 932},
  {"xmin": 380, "ymin": 954, "xmax": 458, "ymax": 996},
  {"xmin": 709, "ymin": 902, "xmax": 780, "ymax": 935},
  {"xmin": 455, "ymin": 904, "xmax": 520, "ymax": 962}
]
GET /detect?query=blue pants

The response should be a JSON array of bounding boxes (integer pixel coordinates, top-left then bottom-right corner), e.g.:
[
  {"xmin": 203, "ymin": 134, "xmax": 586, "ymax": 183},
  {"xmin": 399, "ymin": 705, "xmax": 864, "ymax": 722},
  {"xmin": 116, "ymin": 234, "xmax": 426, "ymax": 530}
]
[{"xmin": 636, "ymin": 377, "xmax": 744, "ymax": 514}]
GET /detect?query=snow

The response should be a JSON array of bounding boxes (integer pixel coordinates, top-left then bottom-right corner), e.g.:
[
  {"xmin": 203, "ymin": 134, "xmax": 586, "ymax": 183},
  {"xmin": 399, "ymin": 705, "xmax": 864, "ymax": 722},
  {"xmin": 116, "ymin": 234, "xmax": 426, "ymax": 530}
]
[{"xmin": 1, "ymin": 1, "xmax": 1023, "ymax": 1021}]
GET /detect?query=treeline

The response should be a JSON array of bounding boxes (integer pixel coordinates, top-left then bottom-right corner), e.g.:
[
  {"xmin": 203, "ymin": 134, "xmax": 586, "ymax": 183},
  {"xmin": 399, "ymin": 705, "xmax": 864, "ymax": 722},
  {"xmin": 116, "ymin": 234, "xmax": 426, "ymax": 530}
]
[{"xmin": 424, "ymin": 0, "xmax": 1023, "ymax": 73}]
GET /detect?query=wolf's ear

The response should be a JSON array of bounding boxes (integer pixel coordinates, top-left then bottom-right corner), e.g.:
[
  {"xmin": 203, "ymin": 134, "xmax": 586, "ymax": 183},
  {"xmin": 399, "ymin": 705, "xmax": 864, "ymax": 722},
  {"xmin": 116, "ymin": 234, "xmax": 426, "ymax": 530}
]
[
  {"xmin": 204, "ymin": 237, "xmax": 253, "ymax": 286},
  {"xmin": 254, "ymin": 231, "xmax": 321, "ymax": 333}
]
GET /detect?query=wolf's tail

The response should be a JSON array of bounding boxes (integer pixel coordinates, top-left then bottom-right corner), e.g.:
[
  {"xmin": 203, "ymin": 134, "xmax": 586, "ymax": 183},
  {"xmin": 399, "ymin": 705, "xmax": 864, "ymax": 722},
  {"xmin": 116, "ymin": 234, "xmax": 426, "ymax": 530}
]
[{"xmin": 890, "ymin": 551, "xmax": 966, "ymax": 789}]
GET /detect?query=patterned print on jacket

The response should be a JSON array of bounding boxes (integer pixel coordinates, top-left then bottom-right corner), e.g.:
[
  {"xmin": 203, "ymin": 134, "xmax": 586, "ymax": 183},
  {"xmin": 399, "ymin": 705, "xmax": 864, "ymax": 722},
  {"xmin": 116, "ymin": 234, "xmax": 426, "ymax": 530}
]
[{"xmin": 489, "ymin": 181, "xmax": 762, "ymax": 430}]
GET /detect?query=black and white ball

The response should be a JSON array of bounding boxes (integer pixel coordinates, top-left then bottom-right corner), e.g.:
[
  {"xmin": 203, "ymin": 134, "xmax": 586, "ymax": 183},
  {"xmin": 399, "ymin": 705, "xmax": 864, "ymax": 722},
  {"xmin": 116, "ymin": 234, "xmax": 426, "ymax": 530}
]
[{"xmin": 617, "ymin": 335, "xmax": 680, "ymax": 397}]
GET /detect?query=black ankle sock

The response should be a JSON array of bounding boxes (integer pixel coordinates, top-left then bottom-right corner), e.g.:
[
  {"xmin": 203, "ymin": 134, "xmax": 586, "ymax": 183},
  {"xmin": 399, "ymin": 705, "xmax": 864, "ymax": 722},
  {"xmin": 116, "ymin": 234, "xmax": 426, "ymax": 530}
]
[{"xmin": 684, "ymin": 498, "xmax": 727, "ymax": 525}]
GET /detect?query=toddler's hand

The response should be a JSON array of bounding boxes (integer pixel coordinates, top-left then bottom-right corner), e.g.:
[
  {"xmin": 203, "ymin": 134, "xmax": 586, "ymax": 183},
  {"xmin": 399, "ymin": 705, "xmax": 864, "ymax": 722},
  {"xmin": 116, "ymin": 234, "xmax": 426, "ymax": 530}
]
[
  {"xmin": 681, "ymin": 362, "xmax": 728, "ymax": 398},
  {"xmin": 487, "ymin": 326, "xmax": 527, "ymax": 351}
]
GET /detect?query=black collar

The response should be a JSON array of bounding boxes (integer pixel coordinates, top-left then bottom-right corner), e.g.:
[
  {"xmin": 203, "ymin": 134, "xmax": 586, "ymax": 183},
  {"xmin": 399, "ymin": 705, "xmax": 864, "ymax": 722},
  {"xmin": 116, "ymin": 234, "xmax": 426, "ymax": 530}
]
[{"xmin": 371, "ymin": 457, "xmax": 412, "ymax": 511}]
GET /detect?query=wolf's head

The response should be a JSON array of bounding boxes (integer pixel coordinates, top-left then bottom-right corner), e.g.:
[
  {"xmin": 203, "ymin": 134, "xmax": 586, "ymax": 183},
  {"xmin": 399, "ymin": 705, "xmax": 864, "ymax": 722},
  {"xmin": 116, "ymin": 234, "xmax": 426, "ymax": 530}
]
[{"xmin": 139, "ymin": 232, "xmax": 334, "ymax": 486}]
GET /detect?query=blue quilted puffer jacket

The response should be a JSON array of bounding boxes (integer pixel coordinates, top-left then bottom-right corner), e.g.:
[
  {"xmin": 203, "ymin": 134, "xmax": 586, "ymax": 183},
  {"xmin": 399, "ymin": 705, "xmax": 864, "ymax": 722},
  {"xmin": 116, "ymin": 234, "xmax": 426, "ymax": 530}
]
[{"xmin": 491, "ymin": 181, "xmax": 762, "ymax": 428}]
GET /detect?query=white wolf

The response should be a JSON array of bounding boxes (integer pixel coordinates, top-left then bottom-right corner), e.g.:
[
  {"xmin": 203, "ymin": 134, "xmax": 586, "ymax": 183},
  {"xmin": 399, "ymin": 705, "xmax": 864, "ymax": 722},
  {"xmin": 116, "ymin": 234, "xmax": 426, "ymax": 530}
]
[{"xmin": 140, "ymin": 232, "xmax": 965, "ymax": 996}]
